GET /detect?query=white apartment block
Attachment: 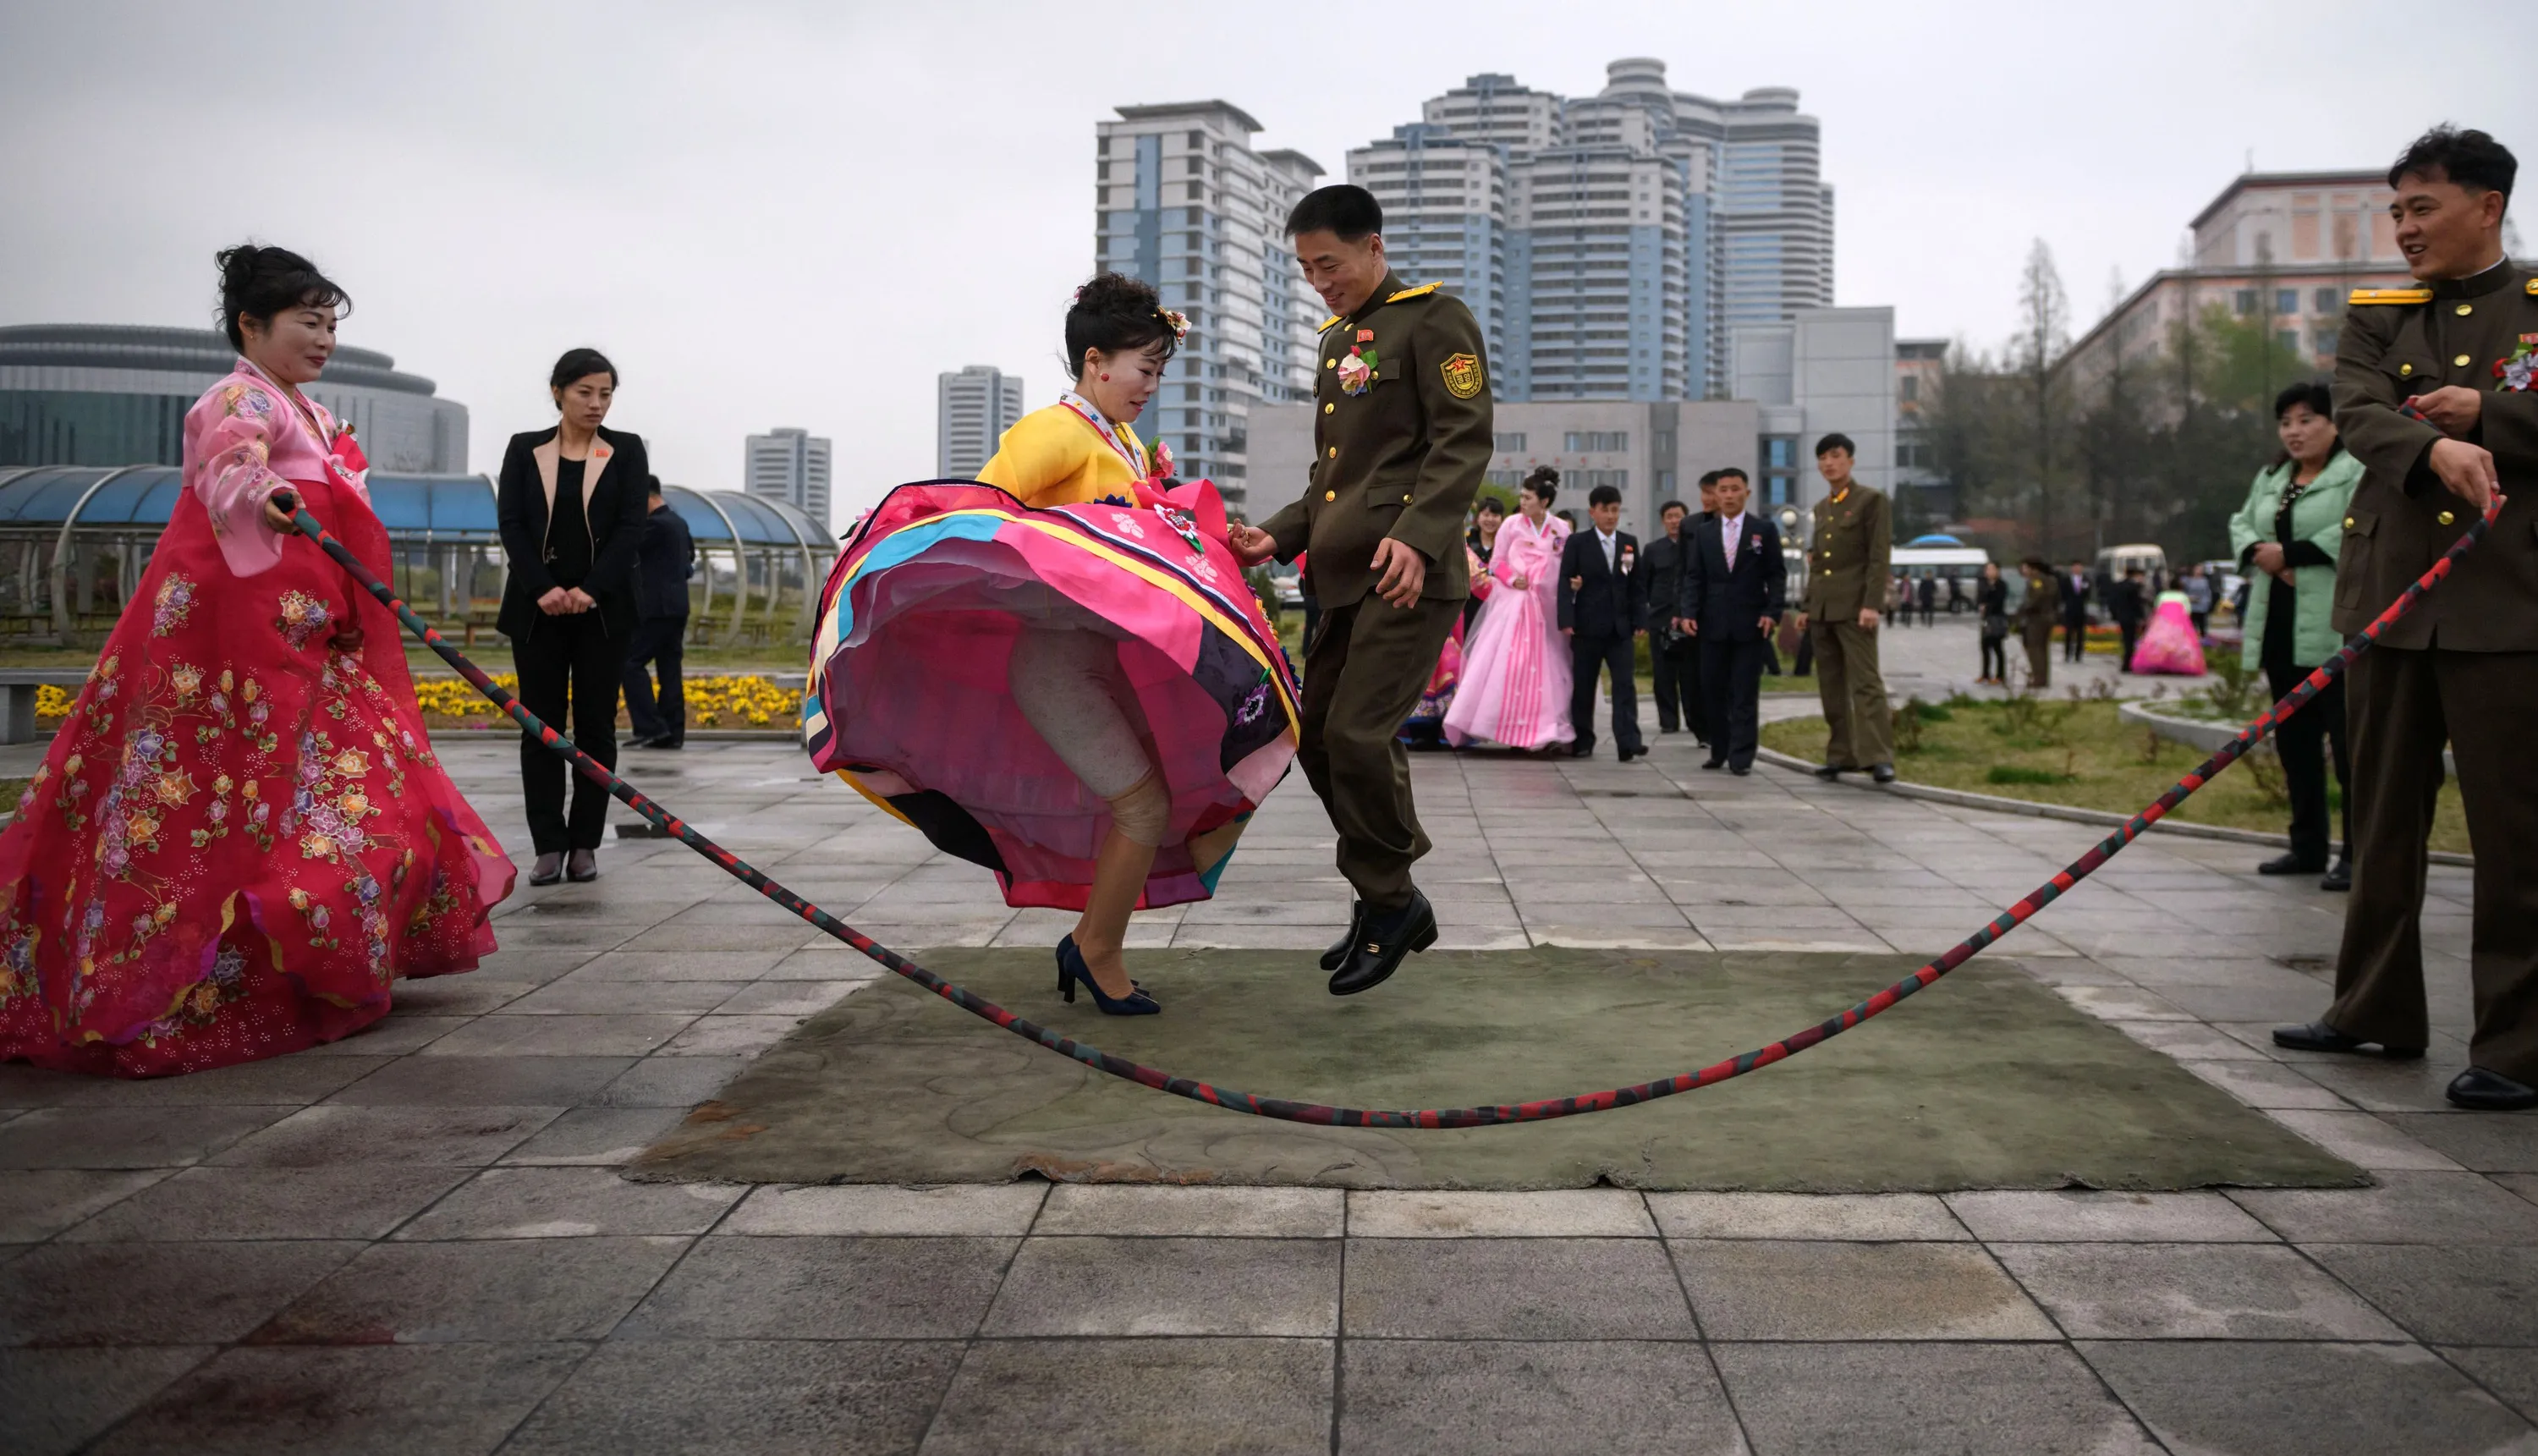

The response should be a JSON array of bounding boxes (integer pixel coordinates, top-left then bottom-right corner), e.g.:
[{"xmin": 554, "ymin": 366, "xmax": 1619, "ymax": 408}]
[
  {"xmin": 1093, "ymin": 101, "xmax": 1324, "ymax": 511},
  {"xmin": 744, "ymin": 426, "xmax": 832, "ymax": 528},
  {"xmin": 937, "ymin": 365, "xmax": 1025, "ymax": 480}
]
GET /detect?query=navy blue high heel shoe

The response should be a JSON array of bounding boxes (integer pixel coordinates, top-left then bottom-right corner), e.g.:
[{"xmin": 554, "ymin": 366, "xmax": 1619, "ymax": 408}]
[{"xmin": 1057, "ymin": 935, "xmax": 1160, "ymax": 1015}]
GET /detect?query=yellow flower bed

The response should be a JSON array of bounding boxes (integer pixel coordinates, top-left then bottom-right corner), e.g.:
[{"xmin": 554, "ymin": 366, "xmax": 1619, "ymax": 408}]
[{"xmin": 41, "ymin": 675, "xmax": 803, "ymax": 731}]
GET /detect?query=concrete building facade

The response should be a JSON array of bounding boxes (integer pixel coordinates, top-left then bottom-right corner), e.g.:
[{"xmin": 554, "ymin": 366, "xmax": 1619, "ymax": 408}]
[
  {"xmin": 1093, "ymin": 101, "xmax": 1324, "ymax": 510},
  {"xmin": 936, "ymin": 365, "xmax": 1025, "ymax": 480},
  {"xmin": 744, "ymin": 426, "xmax": 832, "ymax": 528},
  {"xmin": 1724, "ymin": 306, "xmax": 1897, "ymax": 508}
]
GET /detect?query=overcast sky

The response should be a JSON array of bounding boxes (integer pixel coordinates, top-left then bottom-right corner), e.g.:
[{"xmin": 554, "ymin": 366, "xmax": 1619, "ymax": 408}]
[{"xmin": 3, "ymin": 1, "xmax": 2527, "ymax": 522}]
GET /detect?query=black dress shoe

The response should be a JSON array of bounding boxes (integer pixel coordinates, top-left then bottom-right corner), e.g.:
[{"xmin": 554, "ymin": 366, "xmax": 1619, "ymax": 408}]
[
  {"xmin": 1701, "ymin": 758, "xmax": 1725, "ymax": 771},
  {"xmin": 2257, "ymin": 851, "xmax": 2328, "ymax": 876},
  {"xmin": 1330, "ymin": 891, "xmax": 1437, "ymax": 997},
  {"xmin": 1320, "ymin": 900, "xmax": 1365, "ymax": 973},
  {"xmin": 1812, "ymin": 764, "xmax": 1844, "ymax": 780},
  {"xmin": 1730, "ymin": 765, "xmax": 1751, "ymax": 777},
  {"xmin": 1568, "ymin": 743, "xmax": 1594, "ymax": 758},
  {"xmin": 2272, "ymin": 1020, "xmax": 2425, "ymax": 1059},
  {"xmin": 2320, "ymin": 859, "xmax": 2352, "ymax": 893},
  {"xmin": 1618, "ymin": 745, "xmax": 1646, "ymax": 762},
  {"xmin": 2447, "ymin": 1067, "xmax": 2538, "ymax": 1112},
  {"xmin": 1869, "ymin": 763, "xmax": 1897, "ymax": 784}
]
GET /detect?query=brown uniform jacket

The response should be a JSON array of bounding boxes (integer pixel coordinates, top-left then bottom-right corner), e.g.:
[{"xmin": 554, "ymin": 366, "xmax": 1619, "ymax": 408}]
[
  {"xmin": 2330, "ymin": 262, "xmax": 2538, "ymax": 651},
  {"xmin": 1799, "ymin": 484, "xmax": 1893, "ymax": 620},
  {"xmin": 1260, "ymin": 273, "xmax": 1492, "ymax": 607},
  {"xmin": 2015, "ymin": 569, "xmax": 2058, "ymax": 630}
]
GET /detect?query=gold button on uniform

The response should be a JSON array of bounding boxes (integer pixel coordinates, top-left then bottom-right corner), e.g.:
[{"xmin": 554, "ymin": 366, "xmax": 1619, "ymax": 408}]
[
  {"xmin": 2439, "ymin": 510, "xmax": 2456, "ymax": 525},
  {"xmin": 1323, "ymin": 403, "xmax": 1334, "ymax": 414},
  {"xmin": 2400, "ymin": 363, "xmax": 2414, "ymax": 376},
  {"xmin": 1324, "ymin": 491, "xmax": 1336, "ymax": 502},
  {"xmin": 1402, "ymin": 493, "xmax": 1413, "ymax": 503},
  {"xmin": 2344, "ymin": 516, "xmax": 2356, "ymax": 529},
  {"xmin": 1325, "ymin": 358, "xmax": 1336, "ymax": 369},
  {"xmin": 2456, "ymin": 354, "xmax": 2473, "ymax": 368},
  {"xmin": 1327, "ymin": 447, "xmax": 1338, "ymax": 459},
  {"xmin": 2457, "ymin": 304, "xmax": 2475, "ymax": 316}
]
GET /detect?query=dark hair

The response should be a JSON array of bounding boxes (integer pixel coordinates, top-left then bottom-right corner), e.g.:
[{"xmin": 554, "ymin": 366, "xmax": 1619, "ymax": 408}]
[
  {"xmin": 215, "ymin": 244, "xmax": 349, "ymax": 353},
  {"xmin": 1695, "ymin": 470, "xmax": 1721, "ymax": 489},
  {"xmin": 1814, "ymin": 432, "xmax": 1855, "ymax": 459},
  {"xmin": 1065, "ymin": 272, "xmax": 1180, "ymax": 380},
  {"xmin": 2269, "ymin": 378, "xmax": 2348, "ymax": 470},
  {"xmin": 551, "ymin": 348, "xmax": 617, "ymax": 392},
  {"xmin": 1519, "ymin": 465, "xmax": 1559, "ymax": 505},
  {"xmin": 1475, "ymin": 496, "xmax": 1506, "ymax": 517},
  {"xmin": 645, "ymin": 473, "xmax": 664, "ymax": 497},
  {"xmin": 2024, "ymin": 557, "xmax": 2052, "ymax": 573},
  {"xmin": 1587, "ymin": 484, "xmax": 1623, "ymax": 508},
  {"xmin": 1285, "ymin": 184, "xmax": 1382, "ymax": 240},
  {"xmin": 1658, "ymin": 498, "xmax": 1687, "ymax": 516},
  {"xmin": 2388, "ymin": 124, "xmax": 2517, "ymax": 202},
  {"xmin": 1716, "ymin": 467, "xmax": 1750, "ymax": 486}
]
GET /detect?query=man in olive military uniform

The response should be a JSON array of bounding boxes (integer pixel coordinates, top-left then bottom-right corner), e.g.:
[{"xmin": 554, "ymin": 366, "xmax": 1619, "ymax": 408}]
[
  {"xmin": 1792, "ymin": 433, "xmax": 1897, "ymax": 783},
  {"xmin": 1230, "ymin": 185, "xmax": 1491, "ymax": 997},
  {"xmin": 2273, "ymin": 127, "xmax": 2538, "ymax": 1112}
]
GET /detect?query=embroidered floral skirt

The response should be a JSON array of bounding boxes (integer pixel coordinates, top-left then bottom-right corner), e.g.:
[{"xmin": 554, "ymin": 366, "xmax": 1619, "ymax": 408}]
[
  {"xmin": 0, "ymin": 478, "xmax": 515, "ymax": 1076},
  {"xmin": 803, "ymin": 481, "xmax": 1299, "ymax": 911}
]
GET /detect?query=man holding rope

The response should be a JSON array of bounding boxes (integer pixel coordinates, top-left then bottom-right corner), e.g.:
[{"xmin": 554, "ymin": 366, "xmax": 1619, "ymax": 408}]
[{"xmin": 2273, "ymin": 126, "xmax": 2538, "ymax": 1112}]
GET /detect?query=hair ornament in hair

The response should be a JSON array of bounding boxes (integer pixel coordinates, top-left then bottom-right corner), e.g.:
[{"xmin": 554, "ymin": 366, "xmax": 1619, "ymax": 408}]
[{"xmin": 1158, "ymin": 308, "xmax": 1190, "ymax": 343}]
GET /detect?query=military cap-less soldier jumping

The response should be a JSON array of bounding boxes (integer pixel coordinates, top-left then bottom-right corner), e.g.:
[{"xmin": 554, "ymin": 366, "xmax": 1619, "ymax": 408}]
[
  {"xmin": 2272, "ymin": 126, "xmax": 2538, "ymax": 1112},
  {"xmin": 1228, "ymin": 184, "xmax": 1491, "ymax": 997}
]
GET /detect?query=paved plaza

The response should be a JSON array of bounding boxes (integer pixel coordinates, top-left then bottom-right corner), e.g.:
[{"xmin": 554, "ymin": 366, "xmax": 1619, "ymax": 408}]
[{"xmin": 6, "ymin": 656, "xmax": 2537, "ymax": 1453}]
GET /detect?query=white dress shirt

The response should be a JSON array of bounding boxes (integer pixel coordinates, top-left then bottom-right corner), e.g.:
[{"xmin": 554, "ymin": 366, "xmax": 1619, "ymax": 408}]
[{"xmin": 1595, "ymin": 526, "xmax": 1618, "ymax": 573}]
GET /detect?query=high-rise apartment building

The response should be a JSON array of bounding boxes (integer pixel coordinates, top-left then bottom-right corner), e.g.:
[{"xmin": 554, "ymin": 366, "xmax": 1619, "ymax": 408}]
[
  {"xmin": 744, "ymin": 426, "xmax": 832, "ymax": 527},
  {"xmin": 1092, "ymin": 101, "xmax": 1323, "ymax": 510},
  {"xmin": 1347, "ymin": 59, "xmax": 1832, "ymax": 401},
  {"xmin": 936, "ymin": 365, "xmax": 1025, "ymax": 480}
]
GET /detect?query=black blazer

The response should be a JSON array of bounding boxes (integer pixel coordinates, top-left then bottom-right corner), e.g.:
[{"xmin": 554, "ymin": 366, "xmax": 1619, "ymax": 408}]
[
  {"xmin": 2057, "ymin": 572, "xmax": 2092, "ymax": 625},
  {"xmin": 497, "ymin": 425, "xmax": 651, "ymax": 639},
  {"xmin": 1556, "ymin": 528, "xmax": 1644, "ymax": 639},
  {"xmin": 1639, "ymin": 531, "xmax": 1691, "ymax": 640},
  {"xmin": 634, "ymin": 503, "xmax": 696, "ymax": 621},
  {"xmin": 1677, "ymin": 513, "xmax": 1787, "ymax": 644}
]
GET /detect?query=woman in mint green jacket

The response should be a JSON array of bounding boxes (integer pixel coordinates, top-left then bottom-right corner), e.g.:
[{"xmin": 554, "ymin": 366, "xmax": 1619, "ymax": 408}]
[{"xmin": 2228, "ymin": 381, "xmax": 2363, "ymax": 889}]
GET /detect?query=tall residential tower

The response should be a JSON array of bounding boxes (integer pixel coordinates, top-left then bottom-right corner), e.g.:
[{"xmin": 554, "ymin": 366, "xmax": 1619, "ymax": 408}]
[
  {"xmin": 936, "ymin": 365, "xmax": 1025, "ymax": 479},
  {"xmin": 744, "ymin": 426, "xmax": 832, "ymax": 528}
]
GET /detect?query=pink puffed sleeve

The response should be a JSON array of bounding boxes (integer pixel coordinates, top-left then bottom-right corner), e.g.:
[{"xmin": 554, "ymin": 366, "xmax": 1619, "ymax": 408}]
[{"xmin": 184, "ymin": 380, "xmax": 292, "ymax": 577}]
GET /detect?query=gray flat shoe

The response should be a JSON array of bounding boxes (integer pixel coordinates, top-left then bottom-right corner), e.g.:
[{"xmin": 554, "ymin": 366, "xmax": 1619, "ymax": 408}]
[{"xmin": 566, "ymin": 849, "xmax": 598, "ymax": 882}]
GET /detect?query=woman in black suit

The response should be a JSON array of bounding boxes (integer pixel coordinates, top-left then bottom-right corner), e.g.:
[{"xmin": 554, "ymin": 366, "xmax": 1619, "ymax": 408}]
[{"xmin": 497, "ymin": 348, "xmax": 650, "ymax": 884}]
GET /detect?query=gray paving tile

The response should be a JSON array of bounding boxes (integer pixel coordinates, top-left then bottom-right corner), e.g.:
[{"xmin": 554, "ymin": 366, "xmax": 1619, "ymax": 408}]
[
  {"xmin": 1348, "ymin": 1189, "xmax": 1655, "ymax": 1237},
  {"xmin": 419, "ymin": 1013, "xmax": 696, "ymax": 1058},
  {"xmin": 87, "ymin": 1342, "xmax": 585, "ymax": 1456},
  {"xmin": 497, "ymin": 1107, "xmax": 690, "ymax": 1165},
  {"xmin": 2232, "ymin": 1172, "xmax": 2538, "ymax": 1245},
  {"xmin": 209, "ymin": 1105, "xmax": 562, "ymax": 1167},
  {"xmin": 1343, "ymin": 1237, "xmax": 1696, "ymax": 1339},
  {"xmin": 657, "ymin": 1014, "xmax": 804, "ymax": 1057},
  {"xmin": 1339, "ymin": 1339, "xmax": 1738, "ymax": 1455},
  {"xmin": 1648, "ymin": 1192, "xmax": 1967, "ymax": 1241},
  {"xmin": 1713, "ymin": 1342, "xmax": 2161, "ymax": 1455},
  {"xmin": 920, "ymin": 1338, "xmax": 1330, "ymax": 1456},
  {"xmin": 1995, "ymin": 1241, "xmax": 2405, "ymax": 1339},
  {"xmin": 719, "ymin": 1184, "xmax": 1046, "ymax": 1237},
  {"xmin": 498, "ymin": 1338, "xmax": 958, "ymax": 1456},
  {"xmin": 2442, "ymin": 1347, "xmax": 2538, "ymax": 1424},
  {"xmin": 2264, "ymin": 1108, "xmax": 2464, "ymax": 1171},
  {"xmin": 249, "ymin": 1236, "xmax": 687, "ymax": 1344},
  {"xmin": 0, "ymin": 1168, "xmax": 170, "ymax": 1241},
  {"xmin": 499, "ymin": 978, "xmax": 751, "ymax": 1015},
  {"xmin": 292, "ymin": 1014, "xmax": 470, "ymax": 1056},
  {"xmin": 1945, "ymin": 1190, "xmax": 2277, "ymax": 1243},
  {"xmin": 0, "ymin": 1105, "xmax": 287, "ymax": 1168},
  {"xmin": 392, "ymin": 1167, "xmax": 744, "ymax": 1239},
  {"xmin": 2385, "ymin": 1114, "xmax": 2538, "ymax": 1174},
  {"xmin": 0, "ymin": 1241, "xmax": 361, "ymax": 1345},
  {"xmin": 2306, "ymin": 1244, "xmax": 2538, "ymax": 1346},
  {"xmin": 59, "ymin": 1164, "xmax": 470, "ymax": 1242},
  {"xmin": 2081, "ymin": 1340, "xmax": 2538, "ymax": 1456},
  {"xmin": 383, "ymin": 975, "xmax": 545, "ymax": 1015},
  {"xmin": 568, "ymin": 948, "xmax": 801, "ymax": 981},
  {"xmin": 1036, "ymin": 1184, "xmax": 1343, "ymax": 1239},
  {"xmin": 40, "ymin": 1056, "xmax": 391, "ymax": 1107},
  {"xmin": 982, "ymin": 1235, "xmax": 1338, "ymax": 1337},
  {"xmin": 614, "ymin": 1235, "xmax": 1010, "ymax": 1340},
  {"xmin": 0, "ymin": 1347, "xmax": 214, "ymax": 1456},
  {"xmin": 322, "ymin": 1056, "xmax": 635, "ymax": 1107},
  {"xmin": 1673, "ymin": 1239, "xmax": 2057, "ymax": 1341}
]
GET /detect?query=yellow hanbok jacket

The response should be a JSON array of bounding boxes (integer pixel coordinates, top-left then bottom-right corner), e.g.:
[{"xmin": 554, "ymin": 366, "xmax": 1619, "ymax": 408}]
[{"xmin": 975, "ymin": 404, "xmax": 1150, "ymax": 508}]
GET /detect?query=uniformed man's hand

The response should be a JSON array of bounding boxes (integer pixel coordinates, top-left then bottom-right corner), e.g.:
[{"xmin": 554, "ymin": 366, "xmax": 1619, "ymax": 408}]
[
  {"xmin": 2408, "ymin": 387, "xmax": 2483, "ymax": 438},
  {"xmin": 1371, "ymin": 537, "xmax": 1426, "ymax": 608},
  {"xmin": 1226, "ymin": 524, "xmax": 1277, "ymax": 565},
  {"xmin": 2428, "ymin": 437, "xmax": 2502, "ymax": 513},
  {"xmin": 1792, "ymin": 611, "xmax": 1808, "ymax": 634},
  {"xmin": 1858, "ymin": 608, "xmax": 1881, "ymax": 629}
]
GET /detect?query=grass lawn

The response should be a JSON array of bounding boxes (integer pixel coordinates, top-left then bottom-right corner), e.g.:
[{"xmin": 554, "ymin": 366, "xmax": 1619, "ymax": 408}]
[{"xmin": 1761, "ymin": 695, "xmax": 2470, "ymax": 856}]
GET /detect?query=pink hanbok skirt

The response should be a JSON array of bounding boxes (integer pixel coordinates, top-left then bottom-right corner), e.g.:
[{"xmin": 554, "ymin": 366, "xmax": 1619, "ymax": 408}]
[
  {"xmin": 2130, "ymin": 595, "xmax": 2207, "ymax": 676},
  {"xmin": 803, "ymin": 481, "xmax": 1299, "ymax": 911},
  {"xmin": 1443, "ymin": 588, "xmax": 1573, "ymax": 750}
]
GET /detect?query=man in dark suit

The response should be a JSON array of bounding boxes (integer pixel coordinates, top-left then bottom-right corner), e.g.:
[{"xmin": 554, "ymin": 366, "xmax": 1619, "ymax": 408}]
[
  {"xmin": 2058, "ymin": 560, "xmax": 2092, "ymax": 662},
  {"xmin": 1675, "ymin": 468, "xmax": 1786, "ymax": 774},
  {"xmin": 1639, "ymin": 497, "xmax": 1700, "ymax": 739},
  {"xmin": 1557, "ymin": 483, "xmax": 1647, "ymax": 761},
  {"xmin": 2110, "ymin": 566, "xmax": 2148, "ymax": 673},
  {"xmin": 624, "ymin": 478, "xmax": 696, "ymax": 750}
]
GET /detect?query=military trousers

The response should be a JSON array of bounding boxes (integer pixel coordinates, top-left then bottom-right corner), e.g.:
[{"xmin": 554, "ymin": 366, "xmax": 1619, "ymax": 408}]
[
  {"xmin": 2021, "ymin": 621, "xmax": 2054, "ymax": 690},
  {"xmin": 1299, "ymin": 596, "xmax": 1461, "ymax": 912},
  {"xmin": 2326, "ymin": 646, "xmax": 2538, "ymax": 1081},
  {"xmin": 1810, "ymin": 618, "xmax": 1895, "ymax": 769}
]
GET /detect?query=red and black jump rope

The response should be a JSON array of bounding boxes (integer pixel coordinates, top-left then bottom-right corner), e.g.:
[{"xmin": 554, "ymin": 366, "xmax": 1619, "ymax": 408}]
[{"xmin": 273, "ymin": 470, "xmax": 2500, "ymax": 1131}]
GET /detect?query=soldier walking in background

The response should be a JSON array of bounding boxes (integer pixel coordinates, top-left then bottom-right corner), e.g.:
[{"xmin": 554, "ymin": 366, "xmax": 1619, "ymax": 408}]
[
  {"xmin": 1640, "ymin": 497, "xmax": 1700, "ymax": 740},
  {"xmin": 2272, "ymin": 126, "xmax": 2538, "ymax": 1111},
  {"xmin": 1794, "ymin": 433, "xmax": 1896, "ymax": 783},
  {"xmin": 1230, "ymin": 184, "xmax": 1490, "ymax": 998}
]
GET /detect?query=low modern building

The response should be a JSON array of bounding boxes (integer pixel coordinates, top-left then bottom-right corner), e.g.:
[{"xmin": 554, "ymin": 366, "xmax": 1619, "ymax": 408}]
[
  {"xmin": 0, "ymin": 323, "xmax": 468, "ymax": 471},
  {"xmin": 937, "ymin": 365, "xmax": 1025, "ymax": 479},
  {"xmin": 744, "ymin": 426, "xmax": 832, "ymax": 529}
]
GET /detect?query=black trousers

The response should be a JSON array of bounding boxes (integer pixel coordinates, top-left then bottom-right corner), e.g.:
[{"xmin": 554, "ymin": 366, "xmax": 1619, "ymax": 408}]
[
  {"xmin": 623, "ymin": 615, "xmax": 688, "ymax": 744},
  {"xmin": 2266, "ymin": 660, "xmax": 2349, "ymax": 868},
  {"xmin": 513, "ymin": 613, "xmax": 628, "ymax": 854},
  {"xmin": 1568, "ymin": 631, "xmax": 1642, "ymax": 755},
  {"xmin": 1651, "ymin": 635, "xmax": 1704, "ymax": 739},
  {"xmin": 1700, "ymin": 636, "xmax": 1767, "ymax": 769},
  {"xmin": 2062, "ymin": 618, "xmax": 2087, "ymax": 661},
  {"xmin": 2117, "ymin": 620, "xmax": 2142, "ymax": 672},
  {"xmin": 1980, "ymin": 630, "xmax": 2008, "ymax": 682}
]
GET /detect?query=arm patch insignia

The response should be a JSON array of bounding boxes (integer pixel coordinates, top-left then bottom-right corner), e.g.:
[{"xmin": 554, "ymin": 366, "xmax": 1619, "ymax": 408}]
[{"xmin": 1441, "ymin": 352, "xmax": 1485, "ymax": 399}]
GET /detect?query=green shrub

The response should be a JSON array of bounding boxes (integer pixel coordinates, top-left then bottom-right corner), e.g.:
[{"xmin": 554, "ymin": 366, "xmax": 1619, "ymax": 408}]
[{"xmin": 1987, "ymin": 764, "xmax": 2074, "ymax": 785}]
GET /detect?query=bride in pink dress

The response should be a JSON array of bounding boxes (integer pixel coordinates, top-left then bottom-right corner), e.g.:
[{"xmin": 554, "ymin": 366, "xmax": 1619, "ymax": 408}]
[{"xmin": 1445, "ymin": 468, "xmax": 1573, "ymax": 751}]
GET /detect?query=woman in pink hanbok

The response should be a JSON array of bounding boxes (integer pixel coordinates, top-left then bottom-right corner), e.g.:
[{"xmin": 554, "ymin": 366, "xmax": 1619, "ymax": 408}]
[
  {"xmin": 2129, "ymin": 590, "xmax": 2207, "ymax": 676},
  {"xmin": 1445, "ymin": 468, "xmax": 1574, "ymax": 752}
]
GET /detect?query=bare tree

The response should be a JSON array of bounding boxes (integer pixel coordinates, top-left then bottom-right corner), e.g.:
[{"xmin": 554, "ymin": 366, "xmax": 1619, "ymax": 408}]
[{"xmin": 2015, "ymin": 240, "xmax": 2071, "ymax": 556}]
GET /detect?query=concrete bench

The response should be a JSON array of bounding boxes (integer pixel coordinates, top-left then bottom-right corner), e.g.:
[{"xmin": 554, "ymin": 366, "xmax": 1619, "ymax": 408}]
[{"xmin": 0, "ymin": 669, "xmax": 95, "ymax": 744}]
